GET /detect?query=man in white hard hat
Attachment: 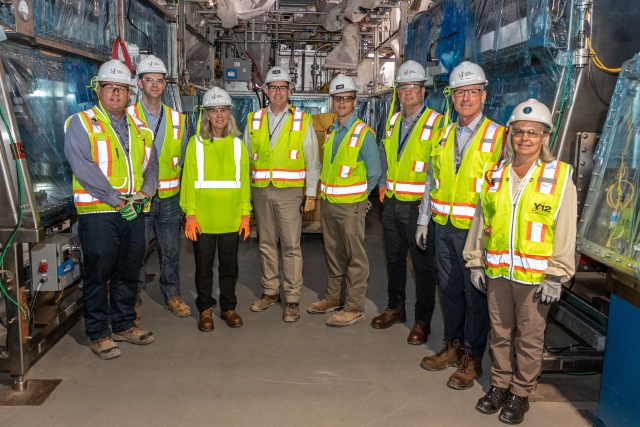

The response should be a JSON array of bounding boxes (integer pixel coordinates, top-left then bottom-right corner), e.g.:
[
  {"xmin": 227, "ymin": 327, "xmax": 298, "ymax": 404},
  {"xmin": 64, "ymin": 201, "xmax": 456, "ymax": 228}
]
[
  {"xmin": 418, "ymin": 61, "xmax": 506, "ymax": 390},
  {"xmin": 372, "ymin": 60, "xmax": 443, "ymax": 344},
  {"xmin": 64, "ymin": 59, "xmax": 158, "ymax": 360},
  {"xmin": 128, "ymin": 55, "xmax": 189, "ymax": 323},
  {"xmin": 244, "ymin": 66, "xmax": 321, "ymax": 322},
  {"xmin": 307, "ymin": 74, "xmax": 381, "ymax": 327}
]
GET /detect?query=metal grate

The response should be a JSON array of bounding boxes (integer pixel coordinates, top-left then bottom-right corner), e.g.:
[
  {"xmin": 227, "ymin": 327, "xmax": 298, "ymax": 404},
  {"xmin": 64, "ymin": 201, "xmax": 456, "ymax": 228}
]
[{"xmin": 277, "ymin": 0, "xmax": 316, "ymax": 8}]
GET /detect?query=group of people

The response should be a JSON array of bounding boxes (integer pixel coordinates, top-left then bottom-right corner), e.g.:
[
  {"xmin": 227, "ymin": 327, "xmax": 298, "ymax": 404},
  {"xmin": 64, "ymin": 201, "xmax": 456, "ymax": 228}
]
[{"xmin": 64, "ymin": 55, "xmax": 576, "ymax": 425}]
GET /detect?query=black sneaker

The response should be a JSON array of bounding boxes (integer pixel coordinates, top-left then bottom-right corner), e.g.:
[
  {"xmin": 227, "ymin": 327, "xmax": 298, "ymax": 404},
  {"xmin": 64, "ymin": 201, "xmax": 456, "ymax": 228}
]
[
  {"xmin": 499, "ymin": 392, "xmax": 530, "ymax": 425},
  {"xmin": 476, "ymin": 386, "xmax": 509, "ymax": 414}
]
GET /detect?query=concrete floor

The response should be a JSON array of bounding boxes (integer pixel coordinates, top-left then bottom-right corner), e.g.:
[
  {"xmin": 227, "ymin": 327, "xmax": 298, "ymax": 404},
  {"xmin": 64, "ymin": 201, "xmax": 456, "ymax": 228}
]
[{"xmin": 0, "ymin": 203, "xmax": 596, "ymax": 426}]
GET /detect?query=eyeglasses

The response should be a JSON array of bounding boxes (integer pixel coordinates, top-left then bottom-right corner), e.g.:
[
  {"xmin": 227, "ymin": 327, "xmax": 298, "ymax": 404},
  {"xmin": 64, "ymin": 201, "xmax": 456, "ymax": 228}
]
[
  {"xmin": 452, "ymin": 88, "xmax": 483, "ymax": 98},
  {"xmin": 512, "ymin": 128, "xmax": 545, "ymax": 138},
  {"xmin": 397, "ymin": 83, "xmax": 422, "ymax": 93},
  {"xmin": 207, "ymin": 107, "xmax": 230, "ymax": 115},
  {"xmin": 332, "ymin": 95, "xmax": 356, "ymax": 103},
  {"xmin": 267, "ymin": 85, "xmax": 289, "ymax": 92},
  {"xmin": 142, "ymin": 77, "xmax": 166, "ymax": 85},
  {"xmin": 100, "ymin": 84, "xmax": 129, "ymax": 93}
]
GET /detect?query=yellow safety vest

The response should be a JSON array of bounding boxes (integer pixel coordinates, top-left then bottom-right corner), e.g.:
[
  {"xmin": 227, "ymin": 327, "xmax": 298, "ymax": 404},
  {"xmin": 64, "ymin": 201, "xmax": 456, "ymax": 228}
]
[
  {"xmin": 127, "ymin": 102, "xmax": 185, "ymax": 198},
  {"xmin": 430, "ymin": 117, "xmax": 505, "ymax": 229},
  {"xmin": 481, "ymin": 160, "xmax": 573, "ymax": 285},
  {"xmin": 65, "ymin": 106, "xmax": 153, "ymax": 214},
  {"xmin": 247, "ymin": 106, "xmax": 311, "ymax": 188},
  {"xmin": 382, "ymin": 108, "xmax": 443, "ymax": 201},
  {"xmin": 320, "ymin": 119, "xmax": 375, "ymax": 204}
]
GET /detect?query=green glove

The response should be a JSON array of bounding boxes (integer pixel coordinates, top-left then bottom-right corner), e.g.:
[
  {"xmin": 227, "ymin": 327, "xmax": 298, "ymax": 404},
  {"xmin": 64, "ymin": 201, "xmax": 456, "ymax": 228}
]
[{"xmin": 118, "ymin": 193, "xmax": 148, "ymax": 221}]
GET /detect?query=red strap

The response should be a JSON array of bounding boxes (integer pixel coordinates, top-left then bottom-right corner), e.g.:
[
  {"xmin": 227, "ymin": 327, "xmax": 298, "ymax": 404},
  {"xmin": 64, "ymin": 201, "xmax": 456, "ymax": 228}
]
[{"xmin": 112, "ymin": 37, "xmax": 133, "ymax": 72}]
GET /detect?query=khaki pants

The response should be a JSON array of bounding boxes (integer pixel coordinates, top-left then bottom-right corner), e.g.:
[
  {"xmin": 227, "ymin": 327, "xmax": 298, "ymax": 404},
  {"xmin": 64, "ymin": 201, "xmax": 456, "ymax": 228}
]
[
  {"xmin": 252, "ymin": 185, "xmax": 303, "ymax": 303},
  {"xmin": 487, "ymin": 276, "xmax": 551, "ymax": 397},
  {"xmin": 320, "ymin": 200, "xmax": 369, "ymax": 312}
]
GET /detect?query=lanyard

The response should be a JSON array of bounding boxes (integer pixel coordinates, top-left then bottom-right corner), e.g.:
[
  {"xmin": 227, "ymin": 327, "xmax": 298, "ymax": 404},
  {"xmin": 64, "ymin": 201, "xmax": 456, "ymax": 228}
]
[
  {"xmin": 112, "ymin": 121, "xmax": 130, "ymax": 152},
  {"xmin": 268, "ymin": 108, "xmax": 290, "ymax": 144},
  {"xmin": 153, "ymin": 106, "xmax": 164, "ymax": 139},
  {"xmin": 511, "ymin": 162, "xmax": 537, "ymax": 205},
  {"xmin": 454, "ymin": 116, "xmax": 484, "ymax": 173},
  {"xmin": 397, "ymin": 106, "xmax": 426, "ymax": 159}
]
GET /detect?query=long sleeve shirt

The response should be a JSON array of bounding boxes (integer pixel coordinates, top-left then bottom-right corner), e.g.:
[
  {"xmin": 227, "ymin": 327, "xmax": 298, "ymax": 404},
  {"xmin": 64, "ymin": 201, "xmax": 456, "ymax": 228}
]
[
  {"xmin": 140, "ymin": 101, "xmax": 189, "ymax": 167},
  {"xmin": 462, "ymin": 166, "xmax": 578, "ymax": 281},
  {"xmin": 243, "ymin": 105, "xmax": 321, "ymax": 197},
  {"xmin": 64, "ymin": 111, "xmax": 159, "ymax": 208},
  {"xmin": 329, "ymin": 112, "xmax": 382, "ymax": 194}
]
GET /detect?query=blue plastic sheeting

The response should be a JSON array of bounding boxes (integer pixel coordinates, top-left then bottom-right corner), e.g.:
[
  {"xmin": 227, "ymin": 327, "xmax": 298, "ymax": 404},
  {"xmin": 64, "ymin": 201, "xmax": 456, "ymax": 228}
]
[
  {"xmin": 371, "ymin": 91, "xmax": 393, "ymax": 143},
  {"xmin": 354, "ymin": 98, "xmax": 371, "ymax": 126},
  {"xmin": 33, "ymin": 0, "xmax": 118, "ymax": 57},
  {"xmin": 127, "ymin": 0, "xmax": 177, "ymax": 78},
  {"xmin": 0, "ymin": 42, "xmax": 97, "ymax": 226},
  {"xmin": 289, "ymin": 96, "xmax": 328, "ymax": 116},
  {"xmin": 0, "ymin": 4, "xmax": 14, "ymax": 29},
  {"xmin": 577, "ymin": 54, "xmax": 640, "ymax": 278},
  {"xmin": 230, "ymin": 94, "xmax": 259, "ymax": 133},
  {"xmin": 484, "ymin": 73, "xmax": 556, "ymax": 124}
]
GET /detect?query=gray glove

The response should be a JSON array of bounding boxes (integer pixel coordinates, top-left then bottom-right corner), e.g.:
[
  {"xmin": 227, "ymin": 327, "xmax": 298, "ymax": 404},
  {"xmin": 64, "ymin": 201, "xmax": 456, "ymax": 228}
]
[
  {"xmin": 415, "ymin": 225, "xmax": 429, "ymax": 250},
  {"xmin": 118, "ymin": 193, "xmax": 149, "ymax": 221},
  {"xmin": 469, "ymin": 267, "xmax": 487, "ymax": 294},
  {"xmin": 365, "ymin": 200, "xmax": 373, "ymax": 214},
  {"xmin": 534, "ymin": 275, "xmax": 563, "ymax": 304}
]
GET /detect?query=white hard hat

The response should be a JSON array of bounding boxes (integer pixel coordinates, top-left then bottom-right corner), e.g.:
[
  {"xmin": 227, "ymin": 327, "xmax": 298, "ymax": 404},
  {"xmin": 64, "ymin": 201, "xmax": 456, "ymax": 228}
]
[
  {"xmin": 449, "ymin": 61, "xmax": 487, "ymax": 89},
  {"xmin": 202, "ymin": 87, "xmax": 232, "ymax": 107},
  {"xmin": 395, "ymin": 60, "xmax": 426, "ymax": 84},
  {"xmin": 97, "ymin": 59, "xmax": 135, "ymax": 87},
  {"xmin": 506, "ymin": 98, "xmax": 554, "ymax": 130},
  {"xmin": 264, "ymin": 66, "xmax": 291, "ymax": 86},
  {"xmin": 137, "ymin": 55, "xmax": 167, "ymax": 76},
  {"xmin": 329, "ymin": 74, "xmax": 357, "ymax": 95}
]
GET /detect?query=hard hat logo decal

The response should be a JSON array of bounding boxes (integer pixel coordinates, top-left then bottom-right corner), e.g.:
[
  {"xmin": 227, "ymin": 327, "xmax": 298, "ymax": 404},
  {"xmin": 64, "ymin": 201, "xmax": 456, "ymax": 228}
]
[
  {"xmin": 273, "ymin": 70, "xmax": 280, "ymax": 74},
  {"xmin": 111, "ymin": 68, "xmax": 117, "ymax": 74},
  {"xmin": 523, "ymin": 107, "xmax": 532, "ymax": 114},
  {"xmin": 336, "ymin": 84, "xmax": 344, "ymax": 89}
]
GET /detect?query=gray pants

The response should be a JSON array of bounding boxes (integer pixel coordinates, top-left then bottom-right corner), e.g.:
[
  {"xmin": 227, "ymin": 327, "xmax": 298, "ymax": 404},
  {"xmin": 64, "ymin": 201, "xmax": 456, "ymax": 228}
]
[
  {"xmin": 320, "ymin": 200, "xmax": 369, "ymax": 312},
  {"xmin": 252, "ymin": 185, "xmax": 304, "ymax": 303}
]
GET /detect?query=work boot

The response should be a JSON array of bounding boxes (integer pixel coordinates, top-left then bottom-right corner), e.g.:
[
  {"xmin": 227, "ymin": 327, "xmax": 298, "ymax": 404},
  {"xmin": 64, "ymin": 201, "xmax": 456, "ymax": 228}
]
[
  {"xmin": 134, "ymin": 304, "xmax": 141, "ymax": 326},
  {"xmin": 476, "ymin": 386, "xmax": 510, "ymax": 414},
  {"xmin": 199, "ymin": 308, "xmax": 214, "ymax": 332},
  {"xmin": 407, "ymin": 320, "xmax": 430, "ymax": 345},
  {"xmin": 283, "ymin": 303, "xmax": 300, "ymax": 322},
  {"xmin": 250, "ymin": 294, "xmax": 281, "ymax": 312},
  {"xmin": 221, "ymin": 310, "xmax": 243, "ymax": 328},
  {"xmin": 307, "ymin": 299, "xmax": 343, "ymax": 314},
  {"xmin": 370, "ymin": 308, "xmax": 407, "ymax": 329},
  {"xmin": 499, "ymin": 392, "xmax": 530, "ymax": 425},
  {"xmin": 447, "ymin": 350, "xmax": 483, "ymax": 390},
  {"xmin": 327, "ymin": 310, "xmax": 365, "ymax": 327},
  {"xmin": 165, "ymin": 296, "xmax": 191, "ymax": 317},
  {"xmin": 91, "ymin": 336, "xmax": 121, "ymax": 360},
  {"xmin": 420, "ymin": 339, "xmax": 461, "ymax": 371},
  {"xmin": 112, "ymin": 326, "xmax": 154, "ymax": 345}
]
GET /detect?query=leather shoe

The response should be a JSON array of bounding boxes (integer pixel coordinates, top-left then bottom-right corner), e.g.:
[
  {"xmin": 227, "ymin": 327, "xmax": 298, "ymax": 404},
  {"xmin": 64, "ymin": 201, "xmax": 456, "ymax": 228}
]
[
  {"xmin": 370, "ymin": 308, "xmax": 406, "ymax": 329},
  {"xmin": 199, "ymin": 308, "xmax": 214, "ymax": 332},
  {"xmin": 221, "ymin": 310, "xmax": 243, "ymax": 328},
  {"xmin": 499, "ymin": 392, "xmax": 530, "ymax": 425},
  {"xmin": 407, "ymin": 320, "xmax": 430, "ymax": 345},
  {"xmin": 476, "ymin": 385, "xmax": 509, "ymax": 414}
]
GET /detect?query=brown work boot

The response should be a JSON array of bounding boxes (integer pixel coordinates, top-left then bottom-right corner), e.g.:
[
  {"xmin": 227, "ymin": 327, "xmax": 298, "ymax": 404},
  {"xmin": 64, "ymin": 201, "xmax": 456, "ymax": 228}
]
[
  {"xmin": 91, "ymin": 336, "xmax": 121, "ymax": 360},
  {"xmin": 134, "ymin": 304, "xmax": 141, "ymax": 326},
  {"xmin": 250, "ymin": 294, "xmax": 281, "ymax": 312},
  {"xmin": 420, "ymin": 339, "xmax": 462, "ymax": 371},
  {"xmin": 327, "ymin": 310, "xmax": 365, "ymax": 327},
  {"xmin": 370, "ymin": 308, "xmax": 407, "ymax": 329},
  {"xmin": 283, "ymin": 303, "xmax": 300, "ymax": 322},
  {"xmin": 447, "ymin": 350, "xmax": 483, "ymax": 390},
  {"xmin": 307, "ymin": 299, "xmax": 344, "ymax": 314},
  {"xmin": 199, "ymin": 308, "xmax": 214, "ymax": 332},
  {"xmin": 165, "ymin": 296, "xmax": 191, "ymax": 317},
  {"xmin": 221, "ymin": 310, "xmax": 243, "ymax": 328},
  {"xmin": 112, "ymin": 326, "xmax": 154, "ymax": 345},
  {"xmin": 407, "ymin": 320, "xmax": 431, "ymax": 345}
]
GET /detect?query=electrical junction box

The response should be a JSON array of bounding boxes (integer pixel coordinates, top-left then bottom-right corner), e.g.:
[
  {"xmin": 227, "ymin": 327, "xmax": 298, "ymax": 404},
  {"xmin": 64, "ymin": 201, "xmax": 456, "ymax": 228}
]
[
  {"xmin": 30, "ymin": 233, "xmax": 82, "ymax": 292},
  {"xmin": 223, "ymin": 59, "xmax": 251, "ymax": 81}
]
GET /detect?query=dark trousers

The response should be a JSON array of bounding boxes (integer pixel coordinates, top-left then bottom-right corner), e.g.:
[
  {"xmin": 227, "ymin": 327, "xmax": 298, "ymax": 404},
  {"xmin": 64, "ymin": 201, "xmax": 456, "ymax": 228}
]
[
  {"xmin": 435, "ymin": 221, "xmax": 490, "ymax": 357},
  {"xmin": 382, "ymin": 197, "xmax": 437, "ymax": 322},
  {"xmin": 193, "ymin": 232, "xmax": 239, "ymax": 313},
  {"xmin": 78, "ymin": 212, "xmax": 146, "ymax": 341}
]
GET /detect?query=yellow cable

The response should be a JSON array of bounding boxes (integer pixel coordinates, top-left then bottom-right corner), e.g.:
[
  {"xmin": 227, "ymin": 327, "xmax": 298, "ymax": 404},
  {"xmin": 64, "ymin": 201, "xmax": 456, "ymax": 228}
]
[
  {"xmin": 587, "ymin": 38, "xmax": 622, "ymax": 73},
  {"xmin": 54, "ymin": 288, "xmax": 65, "ymax": 304}
]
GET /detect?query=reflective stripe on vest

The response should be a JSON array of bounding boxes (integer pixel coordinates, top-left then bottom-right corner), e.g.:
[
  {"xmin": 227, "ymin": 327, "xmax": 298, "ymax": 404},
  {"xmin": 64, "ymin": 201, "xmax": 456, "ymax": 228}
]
[
  {"xmin": 291, "ymin": 109, "xmax": 304, "ymax": 131},
  {"xmin": 159, "ymin": 177, "xmax": 180, "ymax": 191},
  {"xmin": 348, "ymin": 123, "xmax": 367, "ymax": 147},
  {"xmin": 386, "ymin": 179, "xmax": 425, "ymax": 195},
  {"xmin": 485, "ymin": 250, "xmax": 548, "ymax": 274},
  {"xmin": 478, "ymin": 122, "xmax": 500, "ymax": 153},
  {"xmin": 387, "ymin": 112, "xmax": 401, "ymax": 137},
  {"xmin": 250, "ymin": 109, "xmax": 265, "ymax": 130},
  {"xmin": 195, "ymin": 136, "xmax": 241, "ymax": 189},
  {"xmin": 419, "ymin": 110, "xmax": 440, "ymax": 140},
  {"xmin": 320, "ymin": 181, "xmax": 368, "ymax": 197}
]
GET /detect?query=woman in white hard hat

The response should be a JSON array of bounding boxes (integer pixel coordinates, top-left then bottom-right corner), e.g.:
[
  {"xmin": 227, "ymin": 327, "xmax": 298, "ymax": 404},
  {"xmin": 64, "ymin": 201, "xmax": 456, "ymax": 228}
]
[
  {"xmin": 462, "ymin": 98, "xmax": 577, "ymax": 424},
  {"xmin": 180, "ymin": 87, "xmax": 251, "ymax": 332}
]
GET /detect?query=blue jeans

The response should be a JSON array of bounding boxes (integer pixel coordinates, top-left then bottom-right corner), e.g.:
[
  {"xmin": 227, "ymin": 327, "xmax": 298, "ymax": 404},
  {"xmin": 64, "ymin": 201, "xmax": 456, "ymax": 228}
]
[
  {"xmin": 78, "ymin": 213, "xmax": 146, "ymax": 341},
  {"xmin": 435, "ymin": 220, "xmax": 490, "ymax": 357},
  {"xmin": 137, "ymin": 194, "xmax": 182, "ymax": 305}
]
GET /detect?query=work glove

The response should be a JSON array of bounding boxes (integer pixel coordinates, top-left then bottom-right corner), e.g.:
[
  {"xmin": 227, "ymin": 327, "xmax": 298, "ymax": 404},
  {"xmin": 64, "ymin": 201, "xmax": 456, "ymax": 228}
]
[
  {"xmin": 185, "ymin": 215, "xmax": 202, "ymax": 241},
  {"xmin": 378, "ymin": 187, "xmax": 386, "ymax": 203},
  {"xmin": 415, "ymin": 224, "xmax": 429, "ymax": 250},
  {"xmin": 239, "ymin": 216, "xmax": 251, "ymax": 241},
  {"xmin": 469, "ymin": 267, "xmax": 487, "ymax": 294},
  {"xmin": 300, "ymin": 196, "xmax": 316, "ymax": 215},
  {"xmin": 534, "ymin": 275, "xmax": 563, "ymax": 304},
  {"xmin": 118, "ymin": 193, "xmax": 148, "ymax": 221},
  {"xmin": 365, "ymin": 200, "xmax": 373, "ymax": 214}
]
